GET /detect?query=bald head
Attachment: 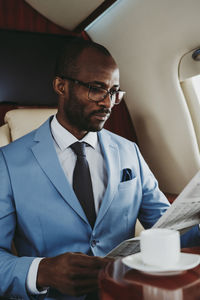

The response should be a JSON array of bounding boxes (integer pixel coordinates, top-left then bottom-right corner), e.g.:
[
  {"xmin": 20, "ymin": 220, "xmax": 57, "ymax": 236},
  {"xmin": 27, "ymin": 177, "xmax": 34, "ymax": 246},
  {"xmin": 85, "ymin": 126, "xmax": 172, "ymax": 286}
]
[
  {"xmin": 54, "ymin": 38, "xmax": 120, "ymax": 139},
  {"xmin": 54, "ymin": 38, "xmax": 116, "ymax": 78}
]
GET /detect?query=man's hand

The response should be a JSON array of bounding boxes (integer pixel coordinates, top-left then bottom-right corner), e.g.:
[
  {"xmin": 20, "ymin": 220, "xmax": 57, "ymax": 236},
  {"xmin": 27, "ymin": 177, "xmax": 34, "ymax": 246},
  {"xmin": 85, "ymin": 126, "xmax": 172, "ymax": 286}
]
[{"xmin": 37, "ymin": 252, "xmax": 112, "ymax": 296}]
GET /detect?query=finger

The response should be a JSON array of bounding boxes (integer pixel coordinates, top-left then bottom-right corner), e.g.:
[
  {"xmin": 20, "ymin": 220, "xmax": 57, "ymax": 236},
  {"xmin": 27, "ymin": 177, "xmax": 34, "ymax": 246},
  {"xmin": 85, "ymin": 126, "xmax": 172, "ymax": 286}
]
[
  {"xmin": 69, "ymin": 252, "xmax": 112, "ymax": 264},
  {"xmin": 67, "ymin": 267, "xmax": 101, "ymax": 280},
  {"xmin": 74, "ymin": 285, "xmax": 98, "ymax": 297},
  {"xmin": 73, "ymin": 255, "xmax": 112, "ymax": 268},
  {"xmin": 67, "ymin": 278, "xmax": 99, "ymax": 296}
]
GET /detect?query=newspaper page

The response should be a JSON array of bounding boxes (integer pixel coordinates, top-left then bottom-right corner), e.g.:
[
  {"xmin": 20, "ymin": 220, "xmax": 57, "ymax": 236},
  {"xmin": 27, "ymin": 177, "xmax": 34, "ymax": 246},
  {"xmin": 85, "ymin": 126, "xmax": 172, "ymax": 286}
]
[
  {"xmin": 153, "ymin": 170, "xmax": 200, "ymax": 231},
  {"xmin": 106, "ymin": 237, "xmax": 140, "ymax": 259},
  {"xmin": 106, "ymin": 170, "xmax": 200, "ymax": 259}
]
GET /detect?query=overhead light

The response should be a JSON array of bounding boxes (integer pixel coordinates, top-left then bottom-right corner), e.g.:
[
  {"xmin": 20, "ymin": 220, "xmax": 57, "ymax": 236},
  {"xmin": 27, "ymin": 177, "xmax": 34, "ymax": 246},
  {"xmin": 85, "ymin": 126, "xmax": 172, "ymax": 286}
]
[{"xmin": 192, "ymin": 48, "xmax": 200, "ymax": 61}]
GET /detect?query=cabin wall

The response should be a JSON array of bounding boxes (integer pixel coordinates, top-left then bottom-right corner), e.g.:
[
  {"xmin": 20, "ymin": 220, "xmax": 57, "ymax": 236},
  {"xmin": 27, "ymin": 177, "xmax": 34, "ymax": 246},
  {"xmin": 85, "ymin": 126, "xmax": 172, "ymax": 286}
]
[
  {"xmin": 87, "ymin": 0, "xmax": 200, "ymax": 194},
  {"xmin": 0, "ymin": 0, "xmax": 74, "ymax": 35},
  {"xmin": 0, "ymin": 0, "xmax": 80, "ymax": 108}
]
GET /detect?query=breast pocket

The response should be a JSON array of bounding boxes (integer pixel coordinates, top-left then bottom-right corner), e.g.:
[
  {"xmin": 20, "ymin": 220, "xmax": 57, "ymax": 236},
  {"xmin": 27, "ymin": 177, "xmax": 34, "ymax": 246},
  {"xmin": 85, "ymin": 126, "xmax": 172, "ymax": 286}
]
[{"xmin": 118, "ymin": 177, "xmax": 137, "ymax": 190}]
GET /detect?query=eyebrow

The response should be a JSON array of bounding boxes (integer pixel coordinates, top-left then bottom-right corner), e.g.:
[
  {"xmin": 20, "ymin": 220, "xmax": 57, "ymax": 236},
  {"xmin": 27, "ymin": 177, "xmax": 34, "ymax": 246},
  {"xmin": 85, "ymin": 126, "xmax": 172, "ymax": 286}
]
[{"xmin": 88, "ymin": 81, "xmax": 120, "ymax": 89}]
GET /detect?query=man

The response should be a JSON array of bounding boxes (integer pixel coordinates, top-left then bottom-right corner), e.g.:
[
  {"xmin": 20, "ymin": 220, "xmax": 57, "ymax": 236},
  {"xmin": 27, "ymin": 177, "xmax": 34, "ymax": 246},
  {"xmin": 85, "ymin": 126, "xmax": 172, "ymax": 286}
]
[{"xmin": 0, "ymin": 39, "xmax": 199, "ymax": 300}]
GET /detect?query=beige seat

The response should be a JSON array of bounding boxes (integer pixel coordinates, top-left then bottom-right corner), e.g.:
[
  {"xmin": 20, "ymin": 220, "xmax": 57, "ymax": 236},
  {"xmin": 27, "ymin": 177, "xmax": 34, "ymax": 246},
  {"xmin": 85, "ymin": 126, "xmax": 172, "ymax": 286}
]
[
  {"xmin": 0, "ymin": 108, "xmax": 144, "ymax": 236},
  {"xmin": 0, "ymin": 108, "xmax": 57, "ymax": 146}
]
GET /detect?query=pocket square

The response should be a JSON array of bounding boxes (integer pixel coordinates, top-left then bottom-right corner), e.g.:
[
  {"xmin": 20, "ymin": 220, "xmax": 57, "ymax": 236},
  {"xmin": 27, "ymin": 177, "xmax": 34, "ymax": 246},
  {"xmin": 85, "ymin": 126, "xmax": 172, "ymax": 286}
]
[{"xmin": 121, "ymin": 168, "xmax": 133, "ymax": 182}]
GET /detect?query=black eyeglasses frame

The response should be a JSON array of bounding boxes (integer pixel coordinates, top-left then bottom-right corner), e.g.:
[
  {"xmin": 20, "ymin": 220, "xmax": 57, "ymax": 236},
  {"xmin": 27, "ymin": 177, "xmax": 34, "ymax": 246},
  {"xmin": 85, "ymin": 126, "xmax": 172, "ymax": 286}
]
[{"xmin": 59, "ymin": 75, "xmax": 125, "ymax": 105}]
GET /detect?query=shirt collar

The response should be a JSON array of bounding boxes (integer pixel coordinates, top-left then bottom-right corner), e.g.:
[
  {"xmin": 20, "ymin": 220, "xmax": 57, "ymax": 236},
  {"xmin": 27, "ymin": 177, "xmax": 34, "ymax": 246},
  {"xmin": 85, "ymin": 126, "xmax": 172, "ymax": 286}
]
[{"xmin": 51, "ymin": 115, "xmax": 98, "ymax": 151}]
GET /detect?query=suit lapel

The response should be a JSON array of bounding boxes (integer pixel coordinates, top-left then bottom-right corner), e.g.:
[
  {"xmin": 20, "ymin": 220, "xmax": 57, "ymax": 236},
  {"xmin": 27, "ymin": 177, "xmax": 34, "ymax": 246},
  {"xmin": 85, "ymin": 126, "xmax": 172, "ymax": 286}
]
[
  {"xmin": 31, "ymin": 118, "xmax": 88, "ymax": 224},
  {"xmin": 95, "ymin": 130, "xmax": 120, "ymax": 227}
]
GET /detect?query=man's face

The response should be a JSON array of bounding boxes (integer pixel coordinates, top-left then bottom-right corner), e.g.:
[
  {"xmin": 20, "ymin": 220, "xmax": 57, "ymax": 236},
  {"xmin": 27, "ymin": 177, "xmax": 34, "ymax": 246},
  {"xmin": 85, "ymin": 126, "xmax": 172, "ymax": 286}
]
[{"xmin": 60, "ymin": 48, "xmax": 120, "ymax": 138}]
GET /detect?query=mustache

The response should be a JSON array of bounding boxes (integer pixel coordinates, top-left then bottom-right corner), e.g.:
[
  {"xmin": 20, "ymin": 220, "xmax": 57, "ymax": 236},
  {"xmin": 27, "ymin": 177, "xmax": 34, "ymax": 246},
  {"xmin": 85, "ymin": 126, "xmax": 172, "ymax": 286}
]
[{"xmin": 90, "ymin": 108, "xmax": 111, "ymax": 116}]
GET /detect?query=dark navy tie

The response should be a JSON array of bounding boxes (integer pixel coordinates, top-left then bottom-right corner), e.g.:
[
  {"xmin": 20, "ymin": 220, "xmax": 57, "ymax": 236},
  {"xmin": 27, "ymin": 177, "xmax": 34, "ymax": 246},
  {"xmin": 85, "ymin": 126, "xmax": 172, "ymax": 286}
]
[{"xmin": 71, "ymin": 142, "xmax": 96, "ymax": 228}]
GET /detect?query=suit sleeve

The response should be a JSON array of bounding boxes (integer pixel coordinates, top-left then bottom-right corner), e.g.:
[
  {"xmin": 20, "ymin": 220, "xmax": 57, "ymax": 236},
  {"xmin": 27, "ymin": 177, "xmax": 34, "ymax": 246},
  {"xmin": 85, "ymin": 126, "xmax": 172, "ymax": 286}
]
[
  {"xmin": 134, "ymin": 144, "xmax": 170, "ymax": 228},
  {"xmin": 134, "ymin": 144, "xmax": 200, "ymax": 247},
  {"xmin": 0, "ymin": 149, "xmax": 37, "ymax": 299}
]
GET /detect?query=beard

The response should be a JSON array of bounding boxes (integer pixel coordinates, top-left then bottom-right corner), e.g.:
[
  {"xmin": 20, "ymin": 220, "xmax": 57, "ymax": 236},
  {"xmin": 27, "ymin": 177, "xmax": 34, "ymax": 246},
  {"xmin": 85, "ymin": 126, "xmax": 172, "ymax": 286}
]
[{"xmin": 63, "ymin": 88, "xmax": 111, "ymax": 132}]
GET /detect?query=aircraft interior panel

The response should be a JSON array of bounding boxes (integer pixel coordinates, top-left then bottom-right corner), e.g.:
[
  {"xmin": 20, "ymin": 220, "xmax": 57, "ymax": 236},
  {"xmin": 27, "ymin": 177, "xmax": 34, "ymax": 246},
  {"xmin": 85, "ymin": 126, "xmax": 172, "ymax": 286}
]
[
  {"xmin": 25, "ymin": 0, "xmax": 104, "ymax": 30},
  {"xmin": 87, "ymin": 0, "xmax": 200, "ymax": 194}
]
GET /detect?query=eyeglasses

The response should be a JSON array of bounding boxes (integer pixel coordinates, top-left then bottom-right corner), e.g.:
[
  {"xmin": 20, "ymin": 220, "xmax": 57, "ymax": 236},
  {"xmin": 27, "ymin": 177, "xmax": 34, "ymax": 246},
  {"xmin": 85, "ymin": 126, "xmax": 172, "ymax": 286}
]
[{"xmin": 60, "ymin": 76, "xmax": 125, "ymax": 105}]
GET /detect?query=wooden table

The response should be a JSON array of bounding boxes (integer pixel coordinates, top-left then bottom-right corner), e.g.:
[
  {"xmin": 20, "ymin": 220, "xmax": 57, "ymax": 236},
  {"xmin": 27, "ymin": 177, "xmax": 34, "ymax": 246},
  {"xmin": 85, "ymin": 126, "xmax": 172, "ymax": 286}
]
[{"xmin": 99, "ymin": 247, "xmax": 200, "ymax": 300}]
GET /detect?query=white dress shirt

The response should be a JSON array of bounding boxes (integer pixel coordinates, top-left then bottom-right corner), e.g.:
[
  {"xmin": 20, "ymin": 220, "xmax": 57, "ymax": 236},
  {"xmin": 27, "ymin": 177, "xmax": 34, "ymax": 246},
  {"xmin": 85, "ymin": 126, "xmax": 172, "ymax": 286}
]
[
  {"xmin": 51, "ymin": 115, "xmax": 107, "ymax": 213},
  {"xmin": 26, "ymin": 115, "xmax": 107, "ymax": 294}
]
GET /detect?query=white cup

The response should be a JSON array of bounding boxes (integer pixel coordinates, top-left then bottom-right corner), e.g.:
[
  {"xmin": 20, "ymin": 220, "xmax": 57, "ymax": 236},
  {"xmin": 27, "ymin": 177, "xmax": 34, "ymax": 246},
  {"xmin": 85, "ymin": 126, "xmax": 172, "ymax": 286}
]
[{"xmin": 140, "ymin": 228, "xmax": 180, "ymax": 268}]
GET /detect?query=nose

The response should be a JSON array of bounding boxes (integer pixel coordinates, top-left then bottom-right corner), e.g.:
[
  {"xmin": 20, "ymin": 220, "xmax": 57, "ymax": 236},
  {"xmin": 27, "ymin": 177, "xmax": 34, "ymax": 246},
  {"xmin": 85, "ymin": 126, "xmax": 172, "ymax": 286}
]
[{"xmin": 97, "ymin": 93, "xmax": 113, "ymax": 109}]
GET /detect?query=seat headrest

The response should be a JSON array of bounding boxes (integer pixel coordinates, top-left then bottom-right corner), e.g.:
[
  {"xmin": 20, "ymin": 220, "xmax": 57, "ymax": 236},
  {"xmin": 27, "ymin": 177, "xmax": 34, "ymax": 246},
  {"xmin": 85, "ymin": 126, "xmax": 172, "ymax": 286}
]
[{"xmin": 4, "ymin": 108, "xmax": 57, "ymax": 141}]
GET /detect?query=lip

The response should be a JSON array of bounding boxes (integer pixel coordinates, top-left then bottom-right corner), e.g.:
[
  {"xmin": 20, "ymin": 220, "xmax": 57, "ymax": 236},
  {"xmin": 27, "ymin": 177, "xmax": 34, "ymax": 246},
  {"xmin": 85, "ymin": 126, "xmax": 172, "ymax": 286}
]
[{"xmin": 92, "ymin": 113, "xmax": 109, "ymax": 121}]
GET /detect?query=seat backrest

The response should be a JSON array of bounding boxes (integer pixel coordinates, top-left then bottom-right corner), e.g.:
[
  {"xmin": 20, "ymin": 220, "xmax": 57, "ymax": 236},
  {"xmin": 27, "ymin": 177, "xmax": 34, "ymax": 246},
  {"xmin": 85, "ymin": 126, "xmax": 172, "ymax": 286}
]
[
  {"xmin": 0, "ymin": 124, "xmax": 11, "ymax": 147},
  {"xmin": 0, "ymin": 108, "xmax": 57, "ymax": 147}
]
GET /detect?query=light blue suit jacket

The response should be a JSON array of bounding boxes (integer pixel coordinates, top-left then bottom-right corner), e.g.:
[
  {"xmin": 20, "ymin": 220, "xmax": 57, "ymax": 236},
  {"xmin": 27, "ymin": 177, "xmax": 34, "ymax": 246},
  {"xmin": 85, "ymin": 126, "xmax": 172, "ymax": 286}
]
[{"xmin": 0, "ymin": 117, "xmax": 199, "ymax": 299}]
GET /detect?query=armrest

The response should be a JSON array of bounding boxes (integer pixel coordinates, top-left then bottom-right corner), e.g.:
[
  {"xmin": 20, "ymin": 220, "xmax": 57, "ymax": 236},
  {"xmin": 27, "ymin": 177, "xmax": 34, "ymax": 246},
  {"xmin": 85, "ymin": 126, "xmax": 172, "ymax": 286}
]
[
  {"xmin": 135, "ymin": 219, "xmax": 144, "ymax": 236},
  {"xmin": 165, "ymin": 193, "xmax": 178, "ymax": 204}
]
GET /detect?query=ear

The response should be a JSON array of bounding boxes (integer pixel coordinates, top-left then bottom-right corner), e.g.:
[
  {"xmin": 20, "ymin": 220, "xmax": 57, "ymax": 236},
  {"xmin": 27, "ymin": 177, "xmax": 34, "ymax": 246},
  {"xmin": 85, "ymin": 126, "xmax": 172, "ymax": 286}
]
[{"xmin": 53, "ymin": 77, "xmax": 68, "ymax": 96}]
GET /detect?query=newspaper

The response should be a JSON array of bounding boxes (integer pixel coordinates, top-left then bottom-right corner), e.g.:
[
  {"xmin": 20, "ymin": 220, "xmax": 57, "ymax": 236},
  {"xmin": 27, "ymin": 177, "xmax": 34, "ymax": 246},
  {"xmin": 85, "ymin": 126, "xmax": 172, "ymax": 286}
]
[
  {"xmin": 106, "ymin": 237, "xmax": 140, "ymax": 259},
  {"xmin": 106, "ymin": 170, "xmax": 200, "ymax": 259}
]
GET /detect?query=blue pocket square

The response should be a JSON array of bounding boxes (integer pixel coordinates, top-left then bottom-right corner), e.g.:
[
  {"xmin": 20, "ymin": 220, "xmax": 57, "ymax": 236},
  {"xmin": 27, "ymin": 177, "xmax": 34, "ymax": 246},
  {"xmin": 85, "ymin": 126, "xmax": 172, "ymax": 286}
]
[{"xmin": 121, "ymin": 168, "xmax": 133, "ymax": 182}]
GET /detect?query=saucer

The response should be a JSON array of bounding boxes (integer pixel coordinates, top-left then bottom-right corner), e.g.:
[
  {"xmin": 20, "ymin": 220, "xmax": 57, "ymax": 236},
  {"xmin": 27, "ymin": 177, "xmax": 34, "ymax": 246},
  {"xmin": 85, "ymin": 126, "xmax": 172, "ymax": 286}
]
[{"xmin": 122, "ymin": 252, "xmax": 200, "ymax": 276}]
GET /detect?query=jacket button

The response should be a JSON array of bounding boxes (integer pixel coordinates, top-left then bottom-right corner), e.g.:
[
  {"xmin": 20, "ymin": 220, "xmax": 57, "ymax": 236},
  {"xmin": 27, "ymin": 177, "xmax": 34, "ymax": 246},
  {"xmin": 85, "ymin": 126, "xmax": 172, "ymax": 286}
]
[{"xmin": 91, "ymin": 240, "xmax": 96, "ymax": 247}]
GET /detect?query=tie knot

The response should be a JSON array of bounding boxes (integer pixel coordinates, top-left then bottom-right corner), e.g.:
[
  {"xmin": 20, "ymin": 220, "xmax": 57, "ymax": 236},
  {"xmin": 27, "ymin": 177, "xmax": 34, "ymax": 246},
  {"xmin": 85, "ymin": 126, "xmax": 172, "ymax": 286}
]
[{"xmin": 71, "ymin": 142, "xmax": 86, "ymax": 157}]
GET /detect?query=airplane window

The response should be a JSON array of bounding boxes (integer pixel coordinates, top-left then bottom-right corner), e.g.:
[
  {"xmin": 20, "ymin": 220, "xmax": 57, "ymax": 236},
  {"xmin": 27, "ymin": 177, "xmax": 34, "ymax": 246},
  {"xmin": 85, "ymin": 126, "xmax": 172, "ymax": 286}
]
[
  {"xmin": 179, "ymin": 47, "xmax": 200, "ymax": 152},
  {"xmin": 190, "ymin": 75, "xmax": 200, "ymax": 100},
  {"xmin": 181, "ymin": 75, "xmax": 200, "ymax": 151}
]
